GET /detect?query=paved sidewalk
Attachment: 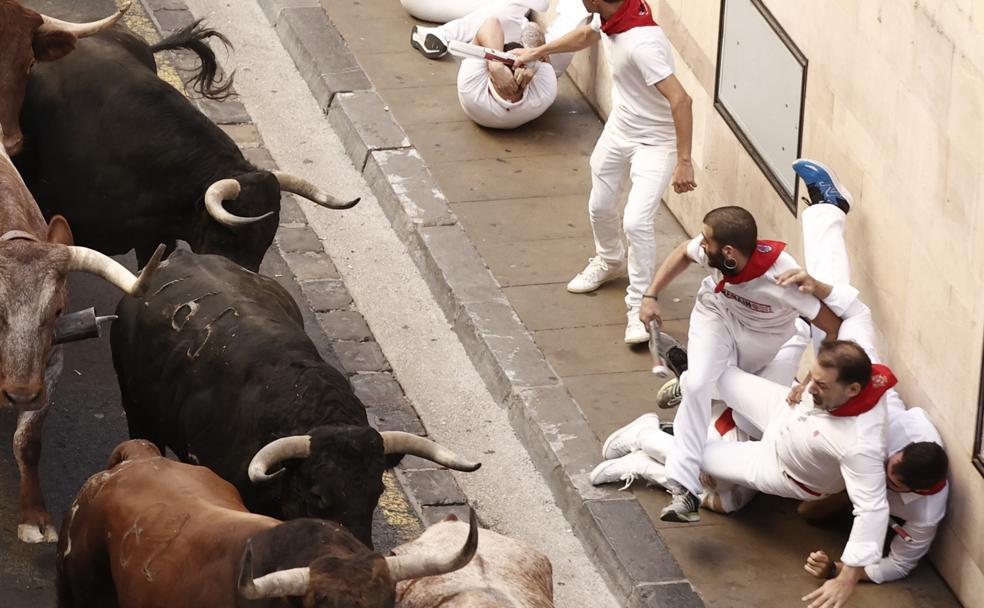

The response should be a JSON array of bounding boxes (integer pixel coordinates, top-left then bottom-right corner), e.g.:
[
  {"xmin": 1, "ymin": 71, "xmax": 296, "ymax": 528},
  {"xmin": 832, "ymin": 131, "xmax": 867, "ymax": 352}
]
[{"xmin": 264, "ymin": 0, "xmax": 962, "ymax": 605}]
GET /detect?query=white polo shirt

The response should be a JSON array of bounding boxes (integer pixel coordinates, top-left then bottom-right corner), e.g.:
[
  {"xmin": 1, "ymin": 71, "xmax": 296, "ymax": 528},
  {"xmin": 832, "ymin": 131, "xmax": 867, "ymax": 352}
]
[
  {"xmin": 771, "ymin": 396, "xmax": 890, "ymax": 567},
  {"xmin": 592, "ymin": 20, "xmax": 677, "ymax": 145},
  {"xmin": 865, "ymin": 407, "xmax": 948, "ymax": 583},
  {"xmin": 456, "ymin": 57, "xmax": 558, "ymax": 129},
  {"xmin": 687, "ymin": 236, "xmax": 822, "ymax": 331}
]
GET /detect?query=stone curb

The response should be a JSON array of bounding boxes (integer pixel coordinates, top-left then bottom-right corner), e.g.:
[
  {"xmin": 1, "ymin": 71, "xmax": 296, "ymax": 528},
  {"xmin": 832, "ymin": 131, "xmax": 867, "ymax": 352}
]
[
  {"xmin": 260, "ymin": 1, "xmax": 702, "ymax": 605},
  {"xmin": 138, "ymin": 0, "xmax": 474, "ymax": 538}
]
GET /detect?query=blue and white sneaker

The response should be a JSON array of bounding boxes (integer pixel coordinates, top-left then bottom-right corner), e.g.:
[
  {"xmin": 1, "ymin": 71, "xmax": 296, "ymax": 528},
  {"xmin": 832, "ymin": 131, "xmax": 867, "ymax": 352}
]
[{"xmin": 792, "ymin": 158, "xmax": 853, "ymax": 213}]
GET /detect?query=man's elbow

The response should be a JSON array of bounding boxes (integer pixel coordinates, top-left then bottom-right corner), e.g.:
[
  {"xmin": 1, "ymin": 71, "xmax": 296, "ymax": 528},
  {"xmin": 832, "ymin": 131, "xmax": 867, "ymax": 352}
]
[{"xmin": 672, "ymin": 92, "xmax": 692, "ymax": 112}]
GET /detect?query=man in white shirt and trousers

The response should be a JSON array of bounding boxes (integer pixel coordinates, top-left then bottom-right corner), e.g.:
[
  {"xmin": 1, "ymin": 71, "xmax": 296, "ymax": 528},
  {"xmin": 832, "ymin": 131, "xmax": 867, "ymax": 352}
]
[
  {"xmin": 410, "ymin": 0, "xmax": 566, "ymax": 129},
  {"xmin": 513, "ymin": 0, "xmax": 698, "ymax": 344}
]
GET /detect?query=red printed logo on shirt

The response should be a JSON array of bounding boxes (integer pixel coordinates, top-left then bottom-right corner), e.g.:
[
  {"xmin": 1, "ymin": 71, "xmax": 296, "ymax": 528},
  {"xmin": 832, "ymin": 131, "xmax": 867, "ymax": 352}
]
[{"xmin": 720, "ymin": 288, "xmax": 774, "ymax": 313}]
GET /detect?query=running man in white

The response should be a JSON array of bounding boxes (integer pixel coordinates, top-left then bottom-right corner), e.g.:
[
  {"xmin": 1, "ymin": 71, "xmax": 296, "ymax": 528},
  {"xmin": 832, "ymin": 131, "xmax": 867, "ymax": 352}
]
[
  {"xmin": 512, "ymin": 0, "xmax": 698, "ymax": 344},
  {"xmin": 638, "ymin": 205, "xmax": 842, "ymax": 522},
  {"xmin": 410, "ymin": 0, "xmax": 562, "ymax": 129}
]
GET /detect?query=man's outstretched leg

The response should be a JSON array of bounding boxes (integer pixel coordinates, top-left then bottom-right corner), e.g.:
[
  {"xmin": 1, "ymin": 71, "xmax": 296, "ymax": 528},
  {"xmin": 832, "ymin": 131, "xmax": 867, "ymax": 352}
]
[{"xmin": 411, "ymin": 0, "xmax": 548, "ymax": 58}]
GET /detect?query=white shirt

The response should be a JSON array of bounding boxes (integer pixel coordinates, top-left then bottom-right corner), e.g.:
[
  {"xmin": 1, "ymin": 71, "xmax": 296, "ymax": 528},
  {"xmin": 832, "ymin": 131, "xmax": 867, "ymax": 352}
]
[
  {"xmin": 865, "ymin": 407, "xmax": 948, "ymax": 583},
  {"xmin": 456, "ymin": 57, "xmax": 559, "ymax": 129},
  {"xmin": 590, "ymin": 21, "xmax": 677, "ymax": 145},
  {"xmin": 686, "ymin": 236, "xmax": 822, "ymax": 331},
  {"xmin": 771, "ymin": 397, "xmax": 889, "ymax": 567}
]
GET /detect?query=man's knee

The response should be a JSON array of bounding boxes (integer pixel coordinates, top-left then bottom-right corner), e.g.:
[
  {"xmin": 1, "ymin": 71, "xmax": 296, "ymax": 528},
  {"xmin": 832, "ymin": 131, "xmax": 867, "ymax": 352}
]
[{"xmin": 623, "ymin": 213, "xmax": 655, "ymax": 241}]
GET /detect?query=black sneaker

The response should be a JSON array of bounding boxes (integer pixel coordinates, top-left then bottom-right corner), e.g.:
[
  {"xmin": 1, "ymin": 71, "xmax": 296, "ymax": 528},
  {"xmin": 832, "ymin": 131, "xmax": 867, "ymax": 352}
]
[
  {"xmin": 410, "ymin": 25, "xmax": 448, "ymax": 59},
  {"xmin": 666, "ymin": 345, "xmax": 688, "ymax": 377}
]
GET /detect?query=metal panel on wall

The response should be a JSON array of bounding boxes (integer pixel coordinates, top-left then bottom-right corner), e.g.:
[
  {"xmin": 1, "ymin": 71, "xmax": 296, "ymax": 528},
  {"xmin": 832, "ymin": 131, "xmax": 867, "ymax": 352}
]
[{"xmin": 715, "ymin": 0, "xmax": 807, "ymax": 212}]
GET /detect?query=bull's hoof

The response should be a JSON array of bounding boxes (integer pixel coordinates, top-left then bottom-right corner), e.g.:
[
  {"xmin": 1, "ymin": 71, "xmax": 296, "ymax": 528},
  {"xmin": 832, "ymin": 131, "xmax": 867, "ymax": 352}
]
[{"xmin": 17, "ymin": 522, "xmax": 58, "ymax": 544}]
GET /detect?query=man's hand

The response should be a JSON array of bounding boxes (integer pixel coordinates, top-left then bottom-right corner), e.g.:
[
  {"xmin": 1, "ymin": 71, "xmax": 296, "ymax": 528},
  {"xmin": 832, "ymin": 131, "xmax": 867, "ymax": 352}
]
[
  {"xmin": 787, "ymin": 382, "xmax": 807, "ymax": 405},
  {"xmin": 671, "ymin": 160, "xmax": 697, "ymax": 193},
  {"xmin": 640, "ymin": 298, "xmax": 662, "ymax": 327},
  {"xmin": 802, "ymin": 564, "xmax": 861, "ymax": 608},
  {"xmin": 804, "ymin": 551, "xmax": 834, "ymax": 579},
  {"xmin": 511, "ymin": 46, "xmax": 543, "ymax": 68},
  {"xmin": 777, "ymin": 268, "xmax": 820, "ymax": 293},
  {"xmin": 488, "ymin": 63, "xmax": 521, "ymax": 101},
  {"xmin": 514, "ymin": 66, "xmax": 536, "ymax": 90}
]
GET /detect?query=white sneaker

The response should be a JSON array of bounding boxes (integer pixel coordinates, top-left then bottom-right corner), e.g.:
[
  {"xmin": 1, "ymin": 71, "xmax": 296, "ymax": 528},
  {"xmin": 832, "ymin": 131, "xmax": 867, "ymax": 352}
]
[
  {"xmin": 590, "ymin": 451, "xmax": 663, "ymax": 489},
  {"xmin": 566, "ymin": 256, "xmax": 626, "ymax": 293},
  {"xmin": 410, "ymin": 25, "xmax": 448, "ymax": 59},
  {"xmin": 624, "ymin": 309, "xmax": 649, "ymax": 344},
  {"xmin": 602, "ymin": 413, "xmax": 661, "ymax": 459}
]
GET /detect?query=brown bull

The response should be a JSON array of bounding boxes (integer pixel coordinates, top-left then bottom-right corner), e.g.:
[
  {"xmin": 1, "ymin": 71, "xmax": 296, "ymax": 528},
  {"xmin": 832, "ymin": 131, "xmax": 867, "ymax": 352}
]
[
  {"xmin": 57, "ymin": 440, "xmax": 478, "ymax": 608},
  {"xmin": 0, "ymin": 0, "xmax": 128, "ymax": 155},
  {"xmin": 0, "ymin": 124, "xmax": 162, "ymax": 543},
  {"xmin": 393, "ymin": 515, "xmax": 555, "ymax": 608}
]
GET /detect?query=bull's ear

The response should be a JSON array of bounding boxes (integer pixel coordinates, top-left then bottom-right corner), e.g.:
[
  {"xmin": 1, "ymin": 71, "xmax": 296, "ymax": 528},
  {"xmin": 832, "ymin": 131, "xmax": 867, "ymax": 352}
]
[
  {"xmin": 46, "ymin": 215, "xmax": 74, "ymax": 245},
  {"xmin": 33, "ymin": 30, "xmax": 77, "ymax": 62}
]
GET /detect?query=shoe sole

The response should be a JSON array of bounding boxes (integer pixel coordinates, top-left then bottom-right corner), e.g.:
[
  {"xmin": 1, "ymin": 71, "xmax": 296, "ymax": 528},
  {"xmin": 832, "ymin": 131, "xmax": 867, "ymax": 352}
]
[
  {"xmin": 793, "ymin": 158, "xmax": 854, "ymax": 207},
  {"xmin": 624, "ymin": 333, "xmax": 649, "ymax": 345},
  {"xmin": 410, "ymin": 26, "xmax": 447, "ymax": 59},
  {"xmin": 659, "ymin": 510, "xmax": 700, "ymax": 523},
  {"xmin": 602, "ymin": 415, "xmax": 659, "ymax": 460}
]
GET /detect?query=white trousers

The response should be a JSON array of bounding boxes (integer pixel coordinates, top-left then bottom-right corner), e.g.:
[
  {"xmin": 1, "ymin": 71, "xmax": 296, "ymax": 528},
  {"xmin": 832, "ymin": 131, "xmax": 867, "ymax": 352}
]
[
  {"xmin": 589, "ymin": 121, "xmax": 676, "ymax": 310},
  {"xmin": 700, "ymin": 369, "xmax": 818, "ymax": 501},
  {"xmin": 664, "ymin": 295, "xmax": 802, "ymax": 495},
  {"xmin": 437, "ymin": 0, "xmax": 549, "ymax": 45},
  {"xmin": 802, "ymin": 204, "xmax": 905, "ymax": 413}
]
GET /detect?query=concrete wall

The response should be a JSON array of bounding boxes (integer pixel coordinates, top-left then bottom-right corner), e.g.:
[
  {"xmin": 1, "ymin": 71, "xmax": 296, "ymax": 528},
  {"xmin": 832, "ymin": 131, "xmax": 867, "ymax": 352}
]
[{"xmin": 546, "ymin": 0, "xmax": 984, "ymax": 604}]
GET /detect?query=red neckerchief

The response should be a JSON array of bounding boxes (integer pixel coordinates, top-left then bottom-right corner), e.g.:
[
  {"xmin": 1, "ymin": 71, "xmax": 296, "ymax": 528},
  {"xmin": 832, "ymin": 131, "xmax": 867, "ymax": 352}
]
[
  {"xmin": 714, "ymin": 240, "xmax": 786, "ymax": 293},
  {"xmin": 913, "ymin": 479, "xmax": 947, "ymax": 496},
  {"xmin": 714, "ymin": 408, "xmax": 737, "ymax": 436},
  {"xmin": 829, "ymin": 364, "xmax": 897, "ymax": 417},
  {"xmin": 601, "ymin": 0, "xmax": 657, "ymax": 35}
]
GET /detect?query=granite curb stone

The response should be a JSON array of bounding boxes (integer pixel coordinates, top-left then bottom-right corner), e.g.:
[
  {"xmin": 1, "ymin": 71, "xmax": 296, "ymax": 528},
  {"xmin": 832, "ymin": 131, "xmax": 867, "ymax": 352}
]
[
  {"xmin": 262, "ymin": 2, "xmax": 703, "ymax": 605},
  {"xmin": 328, "ymin": 91, "xmax": 411, "ymax": 171},
  {"xmin": 141, "ymin": 0, "xmax": 473, "ymax": 544}
]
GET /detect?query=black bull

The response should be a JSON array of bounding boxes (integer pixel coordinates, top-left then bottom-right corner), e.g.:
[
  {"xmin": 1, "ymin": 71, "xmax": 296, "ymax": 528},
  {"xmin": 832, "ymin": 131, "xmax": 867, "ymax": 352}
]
[
  {"xmin": 110, "ymin": 252, "xmax": 479, "ymax": 547},
  {"xmin": 15, "ymin": 23, "xmax": 357, "ymax": 272}
]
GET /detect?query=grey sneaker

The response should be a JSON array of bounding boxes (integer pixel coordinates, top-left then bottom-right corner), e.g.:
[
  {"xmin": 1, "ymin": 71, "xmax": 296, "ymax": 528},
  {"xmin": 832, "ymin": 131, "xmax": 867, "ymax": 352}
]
[
  {"xmin": 659, "ymin": 488, "xmax": 701, "ymax": 523},
  {"xmin": 410, "ymin": 25, "xmax": 448, "ymax": 59},
  {"xmin": 656, "ymin": 377, "xmax": 682, "ymax": 409},
  {"xmin": 521, "ymin": 21, "xmax": 545, "ymax": 48}
]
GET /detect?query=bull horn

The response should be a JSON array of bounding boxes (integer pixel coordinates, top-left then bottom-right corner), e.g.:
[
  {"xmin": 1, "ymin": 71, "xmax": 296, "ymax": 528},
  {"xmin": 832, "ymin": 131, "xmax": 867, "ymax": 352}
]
[
  {"xmin": 386, "ymin": 507, "xmax": 478, "ymax": 581},
  {"xmin": 65, "ymin": 243, "xmax": 165, "ymax": 297},
  {"xmin": 248, "ymin": 435, "xmax": 311, "ymax": 483},
  {"xmin": 273, "ymin": 171, "xmax": 360, "ymax": 210},
  {"xmin": 204, "ymin": 178, "xmax": 274, "ymax": 227},
  {"xmin": 380, "ymin": 431, "xmax": 481, "ymax": 472},
  {"xmin": 38, "ymin": 2, "xmax": 131, "ymax": 36},
  {"xmin": 238, "ymin": 540, "xmax": 310, "ymax": 599}
]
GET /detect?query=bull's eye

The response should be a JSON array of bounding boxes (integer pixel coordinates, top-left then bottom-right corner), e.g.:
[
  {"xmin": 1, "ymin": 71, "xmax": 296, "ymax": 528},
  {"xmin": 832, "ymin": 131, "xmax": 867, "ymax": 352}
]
[{"xmin": 27, "ymin": 60, "xmax": 36, "ymax": 74}]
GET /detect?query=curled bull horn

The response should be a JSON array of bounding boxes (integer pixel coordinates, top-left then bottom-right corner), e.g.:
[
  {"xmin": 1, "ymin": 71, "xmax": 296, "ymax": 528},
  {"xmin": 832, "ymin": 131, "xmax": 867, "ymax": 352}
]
[
  {"xmin": 38, "ymin": 2, "xmax": 131, "ymax": 36},
  {"xmin": 386, "ymin": 507, "xmax": 479, "ymax": 581},
  {"xmin": 380, "ymin": 431, "xmax": 481, "ymax": 472},
  {"xmin": 204, "ymin": 179, "xmax": 274, "ymax": 227},
  {"xmin": 273, "ymin": 171, "xmax": 360, "ymax": 210},
  {"xmin": 248, "ymin": 435, "xmax": 311, "ymax": 483},
  {"xmin": 65, "ymin": 243, "xmax": 165, "ymax": 297},
  {"xmin": 238, "ymin": 540, "xmax": 310, "ymax": 600}
]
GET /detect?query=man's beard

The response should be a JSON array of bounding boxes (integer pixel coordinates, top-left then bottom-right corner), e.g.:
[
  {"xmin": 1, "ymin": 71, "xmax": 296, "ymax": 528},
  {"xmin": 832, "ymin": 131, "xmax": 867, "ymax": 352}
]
[{"xmin": 707, "ymin": 249, "xmax": 739, "ymax": 276}]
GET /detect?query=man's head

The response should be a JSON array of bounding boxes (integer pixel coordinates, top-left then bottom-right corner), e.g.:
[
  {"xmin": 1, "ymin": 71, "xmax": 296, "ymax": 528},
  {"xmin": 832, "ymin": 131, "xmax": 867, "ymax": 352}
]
[
  {"xmin": 808, "ymin": 340, "xmax": 872, "ymax": 411},
  {"xmin": 700, "ymin": 206, "xmax": 757, "ymax": 275},
  {"xmin": 886, "ymin": 442, "xmax": 948, "ymax": 493},
  {"xmin": 581, "ymin": 0, "xmax": 625, "ymax": 18}
]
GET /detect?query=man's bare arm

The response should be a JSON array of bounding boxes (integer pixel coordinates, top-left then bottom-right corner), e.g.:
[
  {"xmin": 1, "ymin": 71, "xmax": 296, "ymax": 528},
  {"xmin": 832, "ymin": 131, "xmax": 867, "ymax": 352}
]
[
  {"xmin": 640, "ymin": 240, "xmax": 694, "ymax": 326},
  {"xmin": 811, "ymin": 302, "xmax": 842, "ymax": 340},
  {"xmin": 512, "ymin": 24, "xmax": 600, "ymax": 66},
  {"xmin": 655, "ymin": 75, "xmax": 696, "ymax": 193}
]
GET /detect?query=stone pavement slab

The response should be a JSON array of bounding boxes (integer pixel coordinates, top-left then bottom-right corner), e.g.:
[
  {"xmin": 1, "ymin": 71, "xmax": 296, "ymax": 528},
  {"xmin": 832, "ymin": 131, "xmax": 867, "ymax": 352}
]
[{"xmin": 269, "ymin": 0, "xmax": 964, "ymax": 605}]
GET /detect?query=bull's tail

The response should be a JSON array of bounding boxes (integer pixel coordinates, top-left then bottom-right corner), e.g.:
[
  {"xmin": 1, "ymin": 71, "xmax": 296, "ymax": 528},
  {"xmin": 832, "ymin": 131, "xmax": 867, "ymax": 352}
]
[{"xmin": 150, "ymin": 20, "xmax": 234, "ymax": 101}]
